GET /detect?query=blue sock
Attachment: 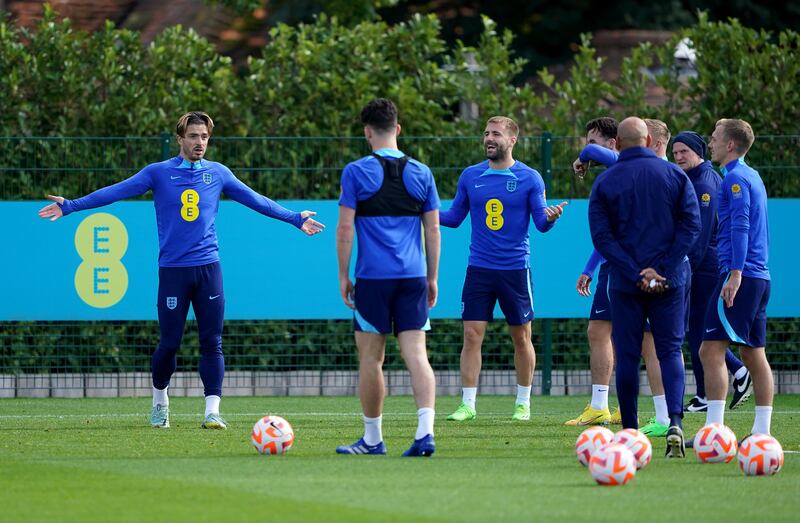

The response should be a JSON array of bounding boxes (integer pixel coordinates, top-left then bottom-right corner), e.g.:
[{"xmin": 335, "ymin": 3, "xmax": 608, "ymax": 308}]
[{"xmin": 724, "ymin": 349, "xmax": 744, "ymax": 375}]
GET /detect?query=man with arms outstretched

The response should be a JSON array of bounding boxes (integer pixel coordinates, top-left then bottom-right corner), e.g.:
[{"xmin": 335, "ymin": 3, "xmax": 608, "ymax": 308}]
[
  {"xmin": 442, "ymin": 116, "xmax": 567, "ymax": 422},
  {"xmin": 39, "ymin": 111, "xmax": 324, "ymax": 429}
]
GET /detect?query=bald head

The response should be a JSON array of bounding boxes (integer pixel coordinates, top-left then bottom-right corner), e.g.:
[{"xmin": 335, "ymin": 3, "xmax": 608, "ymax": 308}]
[{"xmin": 617, "ymin": 117, "xmax": 650, "ymax": 150}]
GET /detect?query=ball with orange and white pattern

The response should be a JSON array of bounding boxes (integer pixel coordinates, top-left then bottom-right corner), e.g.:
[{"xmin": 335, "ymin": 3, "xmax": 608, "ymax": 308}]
[
  {"xmin": 612, "ymin": 428, "xmax": 652, "ymax": 470},
  {"xmin": 693, "ymin": 423, "xmax": 738, "ymax": 464},
  {"xmin": 588, "ymin": 443, "xmax": 637, "ymax": 486},
  {"xmin": 575, "ymin": 426, "xmax": 615, "ymax": 467},
  {"xmin": 252, "ymin": 415, "xmax": 295, "ymax": 455},
  {"xmin": 738, "ymin": 434, "xmax": 784, "ymax": 476}
]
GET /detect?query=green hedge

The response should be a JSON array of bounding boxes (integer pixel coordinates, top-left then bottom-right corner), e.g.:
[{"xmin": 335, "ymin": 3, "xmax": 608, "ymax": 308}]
[
  {"xmin": 2, "ymin": 319, "xmax": 798, "ymax": 374},
  {"xmin": 2, "ymin": 9, "xmax": 798, "ymax": 138}
]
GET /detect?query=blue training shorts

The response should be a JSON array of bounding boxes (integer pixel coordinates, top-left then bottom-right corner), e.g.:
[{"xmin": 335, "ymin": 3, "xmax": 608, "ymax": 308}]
[
  {"xmin": 703, "ymin": 274, "xmax": 770, "ymax": 348},
  {"xmin": 353, "ymin": 277, "xmax": 430, "ymax": 335},
  {"xmin": 461, "ymin": 266, "xmax": 533, "ymax": 325},
  {"xmin": 589, "ymin": 270, "xmax": 612, "ymax": 321}
]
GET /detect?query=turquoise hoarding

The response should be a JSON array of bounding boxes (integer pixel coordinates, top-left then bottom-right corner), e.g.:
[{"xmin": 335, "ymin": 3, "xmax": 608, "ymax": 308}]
[{"xmin": 5, "ymin": 200, "xmax": 797, "ymax": 320}]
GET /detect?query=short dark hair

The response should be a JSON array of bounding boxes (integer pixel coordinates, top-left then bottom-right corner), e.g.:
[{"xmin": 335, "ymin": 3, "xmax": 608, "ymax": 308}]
[
  {"xmin": 360, "ymin": 98, "xmax": 398, "ymax": 133},
  {"xmin": 176, "ymin": 111, "xmax": 214, "ymax": 137},
  {"xmin": 585, "ymin": 117, "xmax": 618, "ymax": 140}
]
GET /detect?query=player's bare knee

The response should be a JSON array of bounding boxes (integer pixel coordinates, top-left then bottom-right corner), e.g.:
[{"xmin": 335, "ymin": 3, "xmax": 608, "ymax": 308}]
[
  {"xmin": 587, "ymin": 321, "xmax": 610, "ymax": 344},
  {"xmin": 463, "ymin": 325, "xmax": 485, "ymax": 347},
  {"xmin": 740, "ymin": 346, "xmax": 767, "ymax": 369},
  {"xmin": 359, "ymin": 351, "xmax": 385, "ymax": 368}
]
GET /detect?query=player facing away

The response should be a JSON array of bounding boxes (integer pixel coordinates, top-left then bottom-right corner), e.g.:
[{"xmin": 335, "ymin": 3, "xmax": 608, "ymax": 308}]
[
  {"xmin": 569, "ymin": 117, "xmax": 621, "ymax": 426},
  {"xmin": 671, "ymin": 131, "xmax": 752, "ymax": 414},
  {"xmin": 698, "ymin": 119, "xmax": 773, "ymax": 439},
  {"xmin": 441, "ymin": 116, "xmax": 567, "ymax": 422},
  {"xmin": 567, "ymin": 118, "xmax": 672, "ymax": 435},
  {"xmin": 38, "ymin": 112, "xmax": 324, "ymax": 429},
  {"xmin": 335, "ymin": 99, "xmax": 441, "ymax": 456},
  {"xmin": 589, "ymin": 117, "xmax": 700, "ymax": 458}
]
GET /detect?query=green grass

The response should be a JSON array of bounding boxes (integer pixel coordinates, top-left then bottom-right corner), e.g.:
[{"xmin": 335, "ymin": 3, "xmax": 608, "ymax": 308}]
[{"xmin": 1, "ymin": 395, "xmax": 798, "ymax": 523}]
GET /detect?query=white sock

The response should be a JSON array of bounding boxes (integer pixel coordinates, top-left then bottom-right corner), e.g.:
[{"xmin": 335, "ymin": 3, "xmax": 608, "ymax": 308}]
[
  {"xmin": 653, "ymin": 395, "xmax": 669, "ymax": 426},
  {"xmin": 515, "ymin": 384, "xmax": 532, "ymax": 407},
  {"xmin": 752, "ymin": 406, "xmax": 773, "ymax": 435},
  {"xmin": 415, "ymin": 407, "xmax": 435, "ymax": 440},
  {"xmin": 590, "ymin": 384, "xmax": 609, "ymax": 410},
  {"xmin": 363, "ymin": 415, "xmax": 383, "ymax": 446},
  {"xmin": 153, "ymin": 386, "xmax": 169, "ymax": 407},
  {"xmin": 462, "ymin": 387, "xmax": 478, "ymax": 409},
  {"xmin": 204, "ymin": 395, "xmax": 221, "ymax": 417},
  {"xmin": 705, "ymin": 400, "xmax": 726, "ymax": 426},
  {"xmin": 734, "ymin": 366, "xmax": 748, "ymax": 380}
]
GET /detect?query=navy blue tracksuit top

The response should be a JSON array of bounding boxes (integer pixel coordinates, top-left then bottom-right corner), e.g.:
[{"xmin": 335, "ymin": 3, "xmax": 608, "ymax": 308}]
[{"xmin": 588, "ymin": 147, "xmax": 701, "ymax": 292}]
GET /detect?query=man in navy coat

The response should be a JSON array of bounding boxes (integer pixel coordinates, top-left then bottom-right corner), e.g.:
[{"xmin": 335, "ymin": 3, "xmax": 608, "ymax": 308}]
[{"xmin": 589, "ymin": 117, "xmax": 701, "ymax": 458}]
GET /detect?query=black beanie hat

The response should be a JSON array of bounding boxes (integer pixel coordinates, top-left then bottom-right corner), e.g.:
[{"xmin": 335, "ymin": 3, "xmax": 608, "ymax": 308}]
[{"xmin": 673, "ymin": 131, "xmax": 707, "ymax": 159}]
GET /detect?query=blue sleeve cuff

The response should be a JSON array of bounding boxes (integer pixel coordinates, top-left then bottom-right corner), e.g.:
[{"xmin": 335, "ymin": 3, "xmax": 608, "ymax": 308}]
[{"xmin": 59, "ymin": 200, "xmax": 74, "ymax": 216}]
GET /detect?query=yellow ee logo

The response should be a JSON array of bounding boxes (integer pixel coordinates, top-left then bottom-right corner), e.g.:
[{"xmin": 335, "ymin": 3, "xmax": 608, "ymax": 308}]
[
  {"xmin": 181, "ymin": 189, "xmax": 200, "ymax": 222},
  {"xmin": 74, "ymin": 213, "xmax": 129, "ymax": 308},
  {"xmin": 485, "ymin": 198, "xmax": 504, "ymax": 231},
  {"xmin": 702, "ymin": 193, "xmax": 711, "ymax": 202},
  {"xmin": 731, "ymin": 184, "xmax": 741, "ymax": 194}
]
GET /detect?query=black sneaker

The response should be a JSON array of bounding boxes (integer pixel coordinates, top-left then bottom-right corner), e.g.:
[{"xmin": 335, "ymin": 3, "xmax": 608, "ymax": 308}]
[
  {"xmin": 729, "ymin": 371, "xmax": 753, "ymax": 410},
  {"xmin": 665, "ymin": 425, "xmax": 686, "ymax": 458},
  {"xmin": 684, "ymin": 396, "xmax": 708, "ymax": 413}
]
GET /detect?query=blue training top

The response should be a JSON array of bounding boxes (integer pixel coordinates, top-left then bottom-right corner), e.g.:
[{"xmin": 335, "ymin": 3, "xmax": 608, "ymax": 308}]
[
  {"xmin": 339, "ymin": 148, "xmax": 440, "ymax": 279},
  {"xmin": 59, "ymin": 156, "xmax": 305, "ymax": 267},
  {"xmin": 717, "ymin": 158, "xmax": 770, "ymax": 280},
  {"xmin": 589, "ymin": 147, "xmax": 701, "ymax": 292},
  {"xmin": 440, "ymin": 160, "xmax": 553, "ymax": 270},
  {"xmin": 686, "ymin": 160, "xmax": 721, "ymax": 278},
  {"xmin": 579, "ymin": 144, "xmax": 619, "ymax": 277}
]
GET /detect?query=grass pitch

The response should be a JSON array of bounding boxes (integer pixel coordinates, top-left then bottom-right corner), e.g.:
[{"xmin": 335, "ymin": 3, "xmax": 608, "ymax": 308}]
[{"xmin": 1, "ymin": 395, "xmax": 798, "ymax": 522}]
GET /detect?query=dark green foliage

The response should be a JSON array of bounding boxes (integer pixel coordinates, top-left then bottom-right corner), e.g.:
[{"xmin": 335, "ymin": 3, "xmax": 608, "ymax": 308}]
[
  {"xmin": 2, "ymin": 9, "xmax": 798, "ymax": 141},
  {"xmin": 203, "ymin": 0, "xmax": 263, "ymax": 13}
]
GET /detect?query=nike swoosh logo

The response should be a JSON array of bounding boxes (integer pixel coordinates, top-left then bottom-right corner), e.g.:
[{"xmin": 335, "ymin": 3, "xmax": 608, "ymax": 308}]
[
  {"xmin": 209, "ymin": 295, "xmax": 220, "ymax": 300},
  {"xmin": 705, "ymin": 328, "xmax": 717, "ymax": 333},
  {"xmin": 524, "ymin": 311, "xmax": 531, "ymax": 317},
  {"xmin": 474, "ymin": 184, "xmax": 486, "ymax": 188},
  {"xmin": 595, "ymin": 309, "xmax": 606, "ymax": 314},
  {"xmin": 171, "ymin": 176, "xmax": 180, "ymax": 180}
]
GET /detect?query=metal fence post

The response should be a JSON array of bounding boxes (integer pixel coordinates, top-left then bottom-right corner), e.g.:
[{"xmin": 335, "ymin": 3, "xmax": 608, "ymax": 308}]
[
  {"xmin": 541, "ymin": 131, "xmax": 553, "ymax": 191},
  {"xmin": 542, "ymin": 320, "xmax": 553, "ymax": 395},
  {"xmin": 540, "ymin": 132, "xmax": 553, "ymax": 395},
  {"xmin": 160, "ymin": 132, "xmax": 171, "ymax": 161}
]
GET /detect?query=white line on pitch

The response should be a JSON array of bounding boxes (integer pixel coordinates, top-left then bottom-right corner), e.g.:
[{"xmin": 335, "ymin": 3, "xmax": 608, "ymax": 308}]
[
  {"xmin": 0, "ymin": 412, "xmax": 364, "ymax": 419},
  {"xmin": 4, "ymin": 410, "xmax": 800, "ymax": 420}
]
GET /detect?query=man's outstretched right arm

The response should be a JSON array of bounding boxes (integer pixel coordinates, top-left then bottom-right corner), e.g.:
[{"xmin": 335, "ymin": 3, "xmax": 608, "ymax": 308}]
[
  {"xmin": 439, "ymin": 174, "xmax": 469, "ymax": 228},
  {"xmin": 38, "ymin": 169, "xmax": 152, "ymax": 221}
]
